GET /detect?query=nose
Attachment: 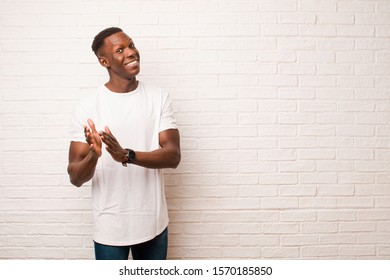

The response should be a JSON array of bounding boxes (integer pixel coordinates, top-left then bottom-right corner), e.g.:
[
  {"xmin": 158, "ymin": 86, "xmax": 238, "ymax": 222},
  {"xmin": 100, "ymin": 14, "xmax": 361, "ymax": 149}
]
[{"xmin": 125, "ymin": 47, "xmax": 137, "ymax": 58}]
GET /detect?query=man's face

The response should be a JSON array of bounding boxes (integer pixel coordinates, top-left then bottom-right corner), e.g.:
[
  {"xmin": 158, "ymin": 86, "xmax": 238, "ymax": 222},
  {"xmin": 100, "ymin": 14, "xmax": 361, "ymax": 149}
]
[{"xmin": 98, "ymin": 32, "xmax": 140, "ymax": 79}]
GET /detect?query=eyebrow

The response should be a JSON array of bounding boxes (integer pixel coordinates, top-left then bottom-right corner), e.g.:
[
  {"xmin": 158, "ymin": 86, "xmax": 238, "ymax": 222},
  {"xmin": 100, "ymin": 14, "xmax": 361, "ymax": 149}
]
[{"xmin": 111, "ymin": 37, "xmax": 134, "ymax": 47}]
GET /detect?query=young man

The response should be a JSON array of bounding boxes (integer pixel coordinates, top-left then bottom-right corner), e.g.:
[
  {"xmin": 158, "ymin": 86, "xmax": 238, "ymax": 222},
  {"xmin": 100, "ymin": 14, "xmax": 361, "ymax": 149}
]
[{"xmin": 67, "ymin": 27, "xmax": 181, "ymax": 260}]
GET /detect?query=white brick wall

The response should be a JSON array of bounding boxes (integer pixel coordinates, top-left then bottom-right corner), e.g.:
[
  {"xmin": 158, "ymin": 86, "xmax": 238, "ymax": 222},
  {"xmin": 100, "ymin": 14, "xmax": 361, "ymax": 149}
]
[{"xmin": 1, "ymin": 0, "xmax": 390, "ymax": 259}]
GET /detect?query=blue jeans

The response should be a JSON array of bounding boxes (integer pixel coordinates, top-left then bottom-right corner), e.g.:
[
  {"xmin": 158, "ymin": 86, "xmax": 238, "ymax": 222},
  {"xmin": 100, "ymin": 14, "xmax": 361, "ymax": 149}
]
[{"xmin": 94, "ymin": 227, "xmax": 168, "ymax": 260}]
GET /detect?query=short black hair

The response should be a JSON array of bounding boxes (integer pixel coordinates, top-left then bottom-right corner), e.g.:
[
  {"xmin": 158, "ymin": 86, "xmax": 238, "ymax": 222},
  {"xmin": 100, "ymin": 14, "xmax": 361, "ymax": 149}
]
[{"xmin": 91, "ymin": 27, "xmax": 123, "ymax": 56}]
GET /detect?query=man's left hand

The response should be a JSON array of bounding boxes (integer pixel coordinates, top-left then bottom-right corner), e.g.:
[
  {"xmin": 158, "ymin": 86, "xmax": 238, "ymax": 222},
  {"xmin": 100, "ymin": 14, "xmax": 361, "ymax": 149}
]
[{"xmin": 99, "ymin": 126, "xmax": 128, "ymax": 163}]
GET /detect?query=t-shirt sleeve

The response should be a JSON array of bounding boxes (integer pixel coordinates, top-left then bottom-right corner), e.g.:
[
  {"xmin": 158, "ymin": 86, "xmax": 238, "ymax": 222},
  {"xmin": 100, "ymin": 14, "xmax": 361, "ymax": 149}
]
[
  {"xmin": 159, "ymin": 92, "xmax": 177, "ymax": 132},
  {"xmin": 69, "ymin": 102, "xmax": 88, "ymax": 143}
]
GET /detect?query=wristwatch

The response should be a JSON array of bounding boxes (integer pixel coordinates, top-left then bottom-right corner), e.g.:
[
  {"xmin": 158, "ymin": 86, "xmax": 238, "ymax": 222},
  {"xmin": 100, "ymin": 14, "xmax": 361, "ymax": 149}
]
[{"xmin": 122, "ymin": 148, "xmax": 136, "ymax": 167}]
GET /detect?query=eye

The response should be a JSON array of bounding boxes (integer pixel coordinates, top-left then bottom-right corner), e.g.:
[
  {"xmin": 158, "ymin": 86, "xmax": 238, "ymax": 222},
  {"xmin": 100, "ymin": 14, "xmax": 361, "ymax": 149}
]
[
  {"xmin": 129, "ymin": 44, "xmax": 135, "ymax": 49},
  {"xmin": 116, "ymin": 48, "xmax": 123, "ymax": 53}
]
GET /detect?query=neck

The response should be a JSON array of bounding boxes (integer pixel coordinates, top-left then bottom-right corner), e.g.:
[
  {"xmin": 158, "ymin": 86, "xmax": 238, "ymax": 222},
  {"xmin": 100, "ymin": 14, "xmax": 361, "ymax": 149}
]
[{"xmin": 105, "ymin": 76, "xmax": 138, "ymax": 93}]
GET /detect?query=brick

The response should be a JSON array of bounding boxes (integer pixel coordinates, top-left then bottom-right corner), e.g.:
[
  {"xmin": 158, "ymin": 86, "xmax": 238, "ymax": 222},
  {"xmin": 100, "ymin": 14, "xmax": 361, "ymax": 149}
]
[
  {"xmin": 338, "ymin": 2, "xmax": 375, "ymax": 12},
  {"xmin": 298, "ymin": 51, "xmax": 335, "ymax": 63},
  {"xmin": 240, "ymin": 235, "xmax": 279, "ymax": 246},
  {"xmin": 368, "ymin": 182, "xmax": 390, "ymax": 196},
  {"xmin": 337, "ymin": 149, "xmax": 374, "ymax": 160},
  {"xmin": 302, "ymin": 222, "xmax": 338, "ymax": 234},
  {"xmin": 261, "ymin": 197, "xmax": 299, "ymax": 209},
  {"xmin": 198, "ymin": 138, "xmax": 238, "ymax": 150},
  {"xmin": 358, "ymin": 210, "xmax": 390, "ymax": 221},
  {"xmin": 300, "ymin": 125, "xmax": 336, "ymax": 136},
  {"xmin": 262, "ymin": 24, "xmax": 298, "ymax": 36},
  {"xmin": 317, "ymin": 64, "xmax": 353, "ymax": 75},
  {"xmin": 318, "ymin": 39, "xmax": 354, "ymax": 51},
  {"xmin": 238, "ymin": 38, "xmax": 276, "ymax": 50},
  {"xmin": 340, "ymin": 246, "xmax": 376, "ymax": 257},
  {"xmin": 181, "ymin": 25, "xmax": 219, "ymax": 37},
  {"xmin": 320, "ymin": 234, "xmax": 356, "ymax": 245},
  {"xmin": 279, "ymin": 13, "xmax": 316, "ymax": 24},
  {"xmin": 375, "ymin": 25, "xmax": 390, "ymax": 38},
  {"xmin": 259, "ymin": 149, "xmax": 297, "ymax": 161},
  {"xmin": 378, "ymin": 222, "xmax": 390, "ymax": 232},
  {"xmin": 378, "ymin": 246, "xmax": 390, "ymax": 257},
  {"xmin": 358, "ymin": 234, "xmax": 390, "ymax": 244},
  {"xmin": 223, "ymin": 223, "xmax": 260, "ymax": 234},
  {"xmin": 279, "ymin": 210, "xmax": 317, "ymax": 221},
  {"xmin": 318, "ymin": 14, "xmax": 354, "ymax": 24},
  {"xmin": 258, "ymin": 0, "xmax": 297, "ymax": 12},
  {"xmin": 338, "ymin": 173, "xmax": 374, "ymax": 184},
  {"xmin": 220, "ymin": 100, "xmax": 257, "ymax": 112},
  {"xmin": 279, "ymin": 63, "xmax": 316, "ymax": 75},
  {"xmin": 317, "ymin": 161, "xmax": 354, "ymax": 172},
  {"xmin": 279, "ymin": 88, "xmax": 316, "ymax": 100},
  {"xmin": 200, "ymin": 14, "xmax": 238, "ymax": 24},
  {"xmin": 220, "ymin": 175, "xmax": 259, "ymax": 185},
  {"xmin": 220, "ymin": 24, "xmax": 260, "ymax": 37},
  {"xmin": 300, "ymin": 25, "xmax": 336, "ymax": 37},
  {"xmin": 299, "ymin": 197, "xmax": 337, "ymax": 209},
  {"xmin": 337, "ymin": 126, "xmax": 374, "ymax": 137},
  {"xmin": 279, "ymin": 138, "xmax": 317, "ymax": 148},
  {"xmin": 220, "ymin": 150, "xmax": 258, "ymax": 162},
  {"xmin": 259, "ymin": 51, "xmax": 296, "ymax": 62},
  {"xmin": 279, "ymin": 113, "xmax": 316, "ymax": 124},
  {"xmin": 318, "ymin": 138, "xmax": 354, "ymax": 148},
  {"xmin": 239, "ymin": 162, "xmax": 277, "ymax": 173},
  {"xmin": 199, "ymin": 113, "xmax": 237, "ymax": 125},
  {"xmin": 238, "ymin": 87, "xmax": 277, "ymax": 99},
  {"xmin": 199, "ymin": 186, "xmax": 238, "ymax": 197},
  {"xmin": 159, "ymin": 14, "xmax": 197, "ymax": 25},
  {"xmin": 258, "ymin": 173, "xmax": 298, "ymax": 185},
  {"xmin": 238, "ymin": 113, "xmax": 276, "ymax": 125},
  {"xmin": 262, "ymin": 247, "xmax": 299, "ymax": 258},
  {"xmin": 317, "ymin": 185, "xmax": 354, "ymax": 196},
  {"xmin": 201, "ymin": 235, "xmax": 239, "ymax": 246},
  {"xmin": 301, "ymin": 246, "xmax": 339, "ymax": 257},
  {"xmin": 279, "ymin": 161, "xmax": 315, "ymax": 172},
  {"xmin": 281, "ymin": 235, "xmax": 318, "ymax": 246},
  {"xmin": 339, "ymin": 222, "xmax": 376, "ymax": 233},
  {"xmin": 263, "ymin": 223, "xmax": 299, "ymax": 234},
  {"xmin": 376, "ymin": 197, "xmax": 390, "ymax": 208},
  {"xmin": 223, "ymin": 247, "xmax": 261, "ymax": 258},
  {"xmin": 239, "ymin": 185, "xmax": 278, "ymax": 197},
  {"xmin": 219, "ymin": 75, "xmax": 259, "ymax": 86},
  {"xmin": 318, "ymin": 210, "xmax": 356, "ymax": 221},
  {"xmin": 240, "ymin": 12, "xmax": 277, "ymax": 24},
  {"xmin": 300, "ymin": 0, "xmax": 337, "ymax": 12},
  {"xmin": 238, "ymin": 62, "xmax": 277, "ymax": 74},
  {"xmin": 26, "ymin": 248, "xmax": 66, "ymax": 259}
]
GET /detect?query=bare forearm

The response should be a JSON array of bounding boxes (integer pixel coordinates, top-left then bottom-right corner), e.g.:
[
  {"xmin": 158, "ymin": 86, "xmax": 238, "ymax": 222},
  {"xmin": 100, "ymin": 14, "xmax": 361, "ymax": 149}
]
[
  {"xmin": 133, "ymin": 148, "xmax": 180, "ymax": 169},
  {"xmin": 67, "ymin": 153, "xmax": 98, "ymax": 187}
]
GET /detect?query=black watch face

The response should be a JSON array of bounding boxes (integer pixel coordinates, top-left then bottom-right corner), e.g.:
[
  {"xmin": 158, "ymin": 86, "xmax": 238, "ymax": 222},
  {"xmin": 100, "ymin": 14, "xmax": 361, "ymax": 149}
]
[{"xmin": 127, "ymin": 150, "xmax": 136, "ymax": 163}]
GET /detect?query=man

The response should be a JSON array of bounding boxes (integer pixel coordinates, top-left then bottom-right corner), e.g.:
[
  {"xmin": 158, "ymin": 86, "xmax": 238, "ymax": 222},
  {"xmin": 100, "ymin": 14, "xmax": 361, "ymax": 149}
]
[{"xmin": 67, "ymin": 27, "xmax": 181, "ymax": 260}]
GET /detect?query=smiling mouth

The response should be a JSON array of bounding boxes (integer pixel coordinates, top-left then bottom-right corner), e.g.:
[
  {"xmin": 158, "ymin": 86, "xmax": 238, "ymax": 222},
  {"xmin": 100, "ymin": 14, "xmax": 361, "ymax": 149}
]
[{"xmin": 125, "ymin": 60, "xmax": 138, "ymax": 66}]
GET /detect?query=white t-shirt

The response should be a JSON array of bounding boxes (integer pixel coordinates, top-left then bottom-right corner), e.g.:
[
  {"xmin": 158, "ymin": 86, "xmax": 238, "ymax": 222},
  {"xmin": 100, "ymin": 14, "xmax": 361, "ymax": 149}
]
[{"xmin": 70, "ymin": 81, "xmax": 177, "ymax": 246}]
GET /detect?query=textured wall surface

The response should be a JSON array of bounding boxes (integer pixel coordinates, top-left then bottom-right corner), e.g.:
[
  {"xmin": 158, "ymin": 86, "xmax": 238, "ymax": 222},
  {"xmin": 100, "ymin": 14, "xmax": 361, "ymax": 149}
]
[{"xmin": 1, "ymin": 0, "xmax": 390, "ymax": 259}]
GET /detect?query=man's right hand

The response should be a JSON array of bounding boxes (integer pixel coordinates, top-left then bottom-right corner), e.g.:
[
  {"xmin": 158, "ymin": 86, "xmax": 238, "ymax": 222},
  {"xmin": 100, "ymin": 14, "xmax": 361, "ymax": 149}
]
[
  {"xmin": 84, "ymin": 118, "xmax": 102, "ymax": 159},
  {"xmin": 67, "ymin": 119, "xmax": 102, "ymax": 187}
]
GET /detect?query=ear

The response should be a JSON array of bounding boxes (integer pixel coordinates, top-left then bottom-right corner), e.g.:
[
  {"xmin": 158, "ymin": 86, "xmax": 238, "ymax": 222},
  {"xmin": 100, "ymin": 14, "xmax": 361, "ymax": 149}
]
[{"xmin": 98, "ymin": 56, "xmax": 110, "ymax": 69}]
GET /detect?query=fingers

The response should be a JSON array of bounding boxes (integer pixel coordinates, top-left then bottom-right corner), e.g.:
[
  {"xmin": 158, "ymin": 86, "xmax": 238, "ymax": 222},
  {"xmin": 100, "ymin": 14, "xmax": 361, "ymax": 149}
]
[
  {"xmin": 84, "ymin": 126, "xmax": 92, "ymax": 145},
  {"xmin": 105, "ymin": 126, "xmax": 113, "ymax": 136},
  {"xmin": 101, "ymin": 126, "xmax": 117, "ymax": 145},
  {"xmin": 87, "ymin": 118, "xmax": 98, "ymax": 133}
]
